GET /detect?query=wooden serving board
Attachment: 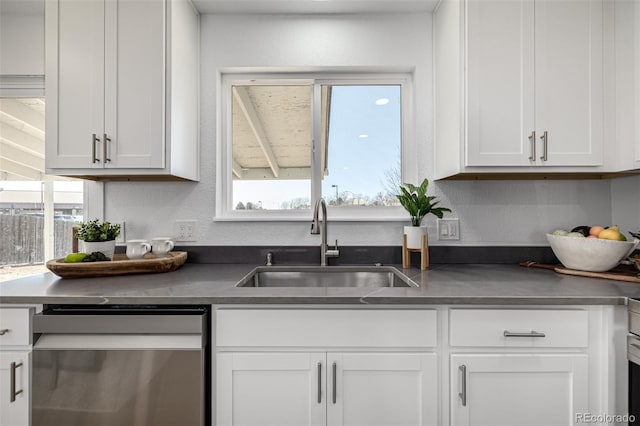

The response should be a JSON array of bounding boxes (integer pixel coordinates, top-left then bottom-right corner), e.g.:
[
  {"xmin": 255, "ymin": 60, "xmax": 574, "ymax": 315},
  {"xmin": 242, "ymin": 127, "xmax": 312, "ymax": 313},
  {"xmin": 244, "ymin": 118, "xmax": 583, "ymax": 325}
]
[
  {"xmin": 554, "ymin": 266, "xmax": 640, "ymax": 283},
  {"xmin": 519, "ymin": 261, "xmax": 640, "ymax": 283},
  {"xmin": 46, "ymin": 251, "xmax": 187, "ymax": 279}
]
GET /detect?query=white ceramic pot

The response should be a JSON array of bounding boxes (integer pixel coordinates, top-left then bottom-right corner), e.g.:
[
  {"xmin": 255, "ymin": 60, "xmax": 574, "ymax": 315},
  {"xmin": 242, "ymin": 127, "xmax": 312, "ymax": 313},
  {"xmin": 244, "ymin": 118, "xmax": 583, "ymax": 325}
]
[
  {"xmin": 81, "ymin": 240, "xmax": 116, "ymax": 260},
  {"xmin": 404, "ymin": 226, "xmax": 428, "ymax": 249}
]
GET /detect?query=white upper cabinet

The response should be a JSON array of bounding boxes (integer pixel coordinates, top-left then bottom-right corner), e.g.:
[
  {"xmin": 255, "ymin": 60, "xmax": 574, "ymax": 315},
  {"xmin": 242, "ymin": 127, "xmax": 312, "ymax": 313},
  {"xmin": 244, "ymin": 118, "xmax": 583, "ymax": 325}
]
[
  {"xmin": 435, "ymin": 0, "xmax": 606, "ymax": 178},
  {"xmin": 45, "ymin": 0, "xmax": 199, "ymax": 181},
  {"xmin": 617, "ymin": 0, "xmax": 640, "ymax": 171}
]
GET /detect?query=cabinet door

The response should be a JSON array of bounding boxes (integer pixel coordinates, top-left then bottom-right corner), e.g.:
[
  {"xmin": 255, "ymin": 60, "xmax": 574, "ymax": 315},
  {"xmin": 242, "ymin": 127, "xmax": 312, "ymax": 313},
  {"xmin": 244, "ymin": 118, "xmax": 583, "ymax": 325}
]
[
  {"xmin": 0, "ymin": 351, "xmax": 30, "ymax": 426},
  {"xmin": 45, "ymin": 0, "xmax": 105, "ymax": 169},
  {"xmin": 217, "ymin": 352, "xmax": 326, "ymax": 426},
  {"xmin": 103, "ymin": 0, "xmax": 165, "ymax": 169},
  {"xmin": 636, "ymin": 0, "xmax": 640, "ymax": 168},
  {"xmin": 450, "ymin": 354, "xmax": 588, "ymax": 426},
  {"xmin": 535, "ymin": 0, "xmax": 603, "ymax": 166},
  {"xmin": 465, "ymin": 0, "xmax": 535, "ymax": 166},
  {"xmin": 327, "ymin": 353, "xmax": 438, "ymax": 426}
]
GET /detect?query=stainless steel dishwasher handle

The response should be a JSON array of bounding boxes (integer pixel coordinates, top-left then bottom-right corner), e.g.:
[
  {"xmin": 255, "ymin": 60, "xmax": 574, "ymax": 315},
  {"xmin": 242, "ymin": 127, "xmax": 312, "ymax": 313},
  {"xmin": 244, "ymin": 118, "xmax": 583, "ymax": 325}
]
[{"xmin": 503, "ymin": 330, "xmax": 546, "ymax": 338}]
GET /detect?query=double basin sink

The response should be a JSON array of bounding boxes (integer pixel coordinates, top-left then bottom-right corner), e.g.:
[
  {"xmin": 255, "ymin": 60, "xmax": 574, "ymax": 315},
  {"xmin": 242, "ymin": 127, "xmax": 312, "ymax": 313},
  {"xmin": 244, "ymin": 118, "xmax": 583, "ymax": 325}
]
[{"xmin": 235, "ymin": 266, "xmax": 419, "ymax": 288}]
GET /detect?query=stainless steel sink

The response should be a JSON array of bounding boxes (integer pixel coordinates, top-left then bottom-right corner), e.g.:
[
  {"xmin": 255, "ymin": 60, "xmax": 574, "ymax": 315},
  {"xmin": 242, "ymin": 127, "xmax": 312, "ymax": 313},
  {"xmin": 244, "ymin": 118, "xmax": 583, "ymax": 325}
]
[{"xmin": 235, "ymin": 266, "xmax": 418, "ymax": 288}]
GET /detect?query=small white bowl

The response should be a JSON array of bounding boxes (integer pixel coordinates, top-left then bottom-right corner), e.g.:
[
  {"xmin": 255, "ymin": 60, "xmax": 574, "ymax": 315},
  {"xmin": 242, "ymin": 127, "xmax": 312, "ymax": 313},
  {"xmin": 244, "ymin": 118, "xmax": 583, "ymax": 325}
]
[{"xmin": 546, "ymin": 234, "xmax": 639, "ymax": 272}]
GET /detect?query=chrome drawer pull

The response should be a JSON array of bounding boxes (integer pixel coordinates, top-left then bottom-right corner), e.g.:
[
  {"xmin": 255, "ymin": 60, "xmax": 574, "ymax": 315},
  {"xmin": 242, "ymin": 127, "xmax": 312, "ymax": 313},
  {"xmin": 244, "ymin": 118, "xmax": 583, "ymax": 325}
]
[
  {"xmin": 0, "ymin": 328, "xmax": 9, "ymax": 336},
  {"xmin": 332, "ymin": 362, "xmax": 337, "ymax": 404},
  {"xmin": 459, "ymin": 365, "xmax": 467, "ymax": 407},
  {"xmin": 539, "ymin": 131, "xmax": 548, "ymax": 161},
  {"xmin": 528, "ymin": 130, "xmax": 536, "ymax": 161},
  {"xmin": 103, "ymin": 133, "xmax": 111, "ymax": 163},
  {"xmin": 317, "ymin": 362, "xmax": 322, "ymax": 404},
  {"xmin": 10, "ymin": 361, "xmax": 23, "ymax": 403},
  {"xmin": 92, "ymin": 133, "xmax": 100, "ymax": 163},
  {"xmin": 504, "ymin": 330, "xmax": 546, "ymax": 338}
]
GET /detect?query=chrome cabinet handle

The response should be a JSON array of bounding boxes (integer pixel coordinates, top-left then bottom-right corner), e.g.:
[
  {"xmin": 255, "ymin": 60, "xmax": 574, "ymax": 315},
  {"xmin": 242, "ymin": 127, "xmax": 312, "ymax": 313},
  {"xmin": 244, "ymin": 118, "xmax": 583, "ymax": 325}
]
[
  {"xmin": 539, "ymin": 131, "xmax": 548, "ymax": 161},
  {"xmin": 317, "ymin": 362, "xmax": 322, "ymax": 404},
  {"xmin": 459, "ymin": 365, "xmax": 467, "ymax": 407},
  {"xmin": 92, "ymin": 134, "xmax": 100, "ymax": 163},
  {"xmin": 0, "ymin": 328, "xmax": 9, "ymax": 336},
  {"xmin": 504, "ymin": 330, "xmax": 546, "ymax": 338},
  {"xmin": 10, "ymin": 361, "xmax": 23, "ymax": 403},
  {"xmin": 332, "ymin": 362, "xmax": 337, "ymax": 404},
  {"xmin": 103, "ymin": 133, "xmax": 111, "ymax": 163},
  {"xmin": 528, "ymin": 130, "xmax": 536, "ymax": 161}
]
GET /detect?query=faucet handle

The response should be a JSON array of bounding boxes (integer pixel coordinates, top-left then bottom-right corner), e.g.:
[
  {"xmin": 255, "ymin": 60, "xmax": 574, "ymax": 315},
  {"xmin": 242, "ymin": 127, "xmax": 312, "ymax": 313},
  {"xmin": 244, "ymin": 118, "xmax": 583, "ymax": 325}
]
[
  {"xmin": 266, "ymin": 252, "xmax": 273, "ymax": 266},
  {"xmin": 326, "ymin": 240, "xmax": 340, "ymax": 258}
]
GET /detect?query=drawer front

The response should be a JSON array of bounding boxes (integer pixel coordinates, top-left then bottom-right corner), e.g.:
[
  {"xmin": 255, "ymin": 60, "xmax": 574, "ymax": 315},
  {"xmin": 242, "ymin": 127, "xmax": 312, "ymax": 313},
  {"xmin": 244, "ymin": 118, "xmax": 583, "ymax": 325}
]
[
  {"xmin": 216, "ymin": 309, "xmax": 437, "ymax": 348},
  {"xmin": 0, "ymin": 308, "xmax": 32, "ymax": 347},
  {"xmin": 449, "ymin": 309, "xmax": 589, "ymax": 348}
]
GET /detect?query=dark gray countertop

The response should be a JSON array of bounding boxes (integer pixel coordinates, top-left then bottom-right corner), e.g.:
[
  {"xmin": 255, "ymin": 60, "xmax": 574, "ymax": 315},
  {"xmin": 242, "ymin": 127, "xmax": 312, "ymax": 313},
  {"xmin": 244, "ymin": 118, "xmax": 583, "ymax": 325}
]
[{"xmin": 1, "ymin": 263, "xmax": 639, "ymax": 305}]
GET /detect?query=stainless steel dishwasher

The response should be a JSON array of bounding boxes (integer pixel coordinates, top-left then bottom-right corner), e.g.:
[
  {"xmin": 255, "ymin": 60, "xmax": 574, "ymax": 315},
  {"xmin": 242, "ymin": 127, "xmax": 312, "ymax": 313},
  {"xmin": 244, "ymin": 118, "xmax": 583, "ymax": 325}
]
[{"xmin": 31, "ymin": 305, "xmax": 209, "ymax": 426}]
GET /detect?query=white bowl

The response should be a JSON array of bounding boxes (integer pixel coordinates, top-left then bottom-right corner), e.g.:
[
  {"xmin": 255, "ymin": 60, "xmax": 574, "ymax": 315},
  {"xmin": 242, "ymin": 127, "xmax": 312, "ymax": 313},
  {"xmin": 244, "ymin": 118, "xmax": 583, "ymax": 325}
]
[{"xmin": 546, "ymin": 234, "xmax": 639, "ymax": 272}]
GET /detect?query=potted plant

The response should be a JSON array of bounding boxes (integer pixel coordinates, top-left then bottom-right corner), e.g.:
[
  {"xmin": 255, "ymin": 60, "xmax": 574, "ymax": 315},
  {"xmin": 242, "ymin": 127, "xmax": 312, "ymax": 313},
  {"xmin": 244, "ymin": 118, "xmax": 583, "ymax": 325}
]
[
  {"xmin": 75, "ymin": 219, "xmax": 121, "ymax": 260},
  {"xmin": 397, "ymin": 178, "xmax": 451, "ymax": 249}
]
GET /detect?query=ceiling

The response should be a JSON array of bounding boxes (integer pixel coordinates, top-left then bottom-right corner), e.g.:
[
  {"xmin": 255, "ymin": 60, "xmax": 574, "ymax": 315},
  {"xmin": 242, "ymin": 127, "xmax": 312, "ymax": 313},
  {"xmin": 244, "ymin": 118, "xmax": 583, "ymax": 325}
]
[
  {"xmin": 192, "ymin": 0, "xmax": 439, "ymax": 14},
  {"xmin": 0, "ymin": 98, "xmax": 45, "ymax": 180}
]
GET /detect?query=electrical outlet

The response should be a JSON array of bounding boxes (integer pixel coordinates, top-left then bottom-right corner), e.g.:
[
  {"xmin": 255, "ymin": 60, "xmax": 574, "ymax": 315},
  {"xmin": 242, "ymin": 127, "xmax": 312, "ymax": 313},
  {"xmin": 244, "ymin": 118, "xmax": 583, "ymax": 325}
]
[
  {"xmin": 437, "ymin": 218, "xmax": 460, "ymax": 240},
  {"xmin": 174, "ymin": 220, "xmax": 197, "ymax": 241}
]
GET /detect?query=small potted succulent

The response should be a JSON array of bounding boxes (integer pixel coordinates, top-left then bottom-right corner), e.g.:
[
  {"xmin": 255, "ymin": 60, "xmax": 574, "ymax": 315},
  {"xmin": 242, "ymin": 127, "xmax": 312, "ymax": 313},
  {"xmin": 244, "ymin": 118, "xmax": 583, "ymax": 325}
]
[
  {"xmin": 397, "ymin": 178, "xmax": 451, "ymax": 248},
  {"xmin": 75, "ymin": 219, "xmax": 121, "ymax": 260}
]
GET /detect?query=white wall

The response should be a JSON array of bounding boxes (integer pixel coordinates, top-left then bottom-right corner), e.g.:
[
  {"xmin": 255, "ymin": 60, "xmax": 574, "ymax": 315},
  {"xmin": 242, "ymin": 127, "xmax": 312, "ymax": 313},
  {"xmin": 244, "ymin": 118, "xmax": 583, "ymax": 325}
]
[
  {"xmin": 611, "ymin": 175, "xmax": 640, "ymax": 235},
  {"xmin": 0, "ymin": 1, "xmax": 45, "ymax": 75},
  {"xmin": 104, "ymin": 12, "xmax": 615, "ymax": 246}
]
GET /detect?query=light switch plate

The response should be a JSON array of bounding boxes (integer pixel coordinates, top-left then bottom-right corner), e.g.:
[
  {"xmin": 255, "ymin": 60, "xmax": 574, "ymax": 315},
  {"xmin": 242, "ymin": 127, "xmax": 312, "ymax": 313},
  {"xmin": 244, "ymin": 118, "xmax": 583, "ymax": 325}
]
[{"xmin": 437, "ymin": 218, "xmax": 460, "ymax": 240}]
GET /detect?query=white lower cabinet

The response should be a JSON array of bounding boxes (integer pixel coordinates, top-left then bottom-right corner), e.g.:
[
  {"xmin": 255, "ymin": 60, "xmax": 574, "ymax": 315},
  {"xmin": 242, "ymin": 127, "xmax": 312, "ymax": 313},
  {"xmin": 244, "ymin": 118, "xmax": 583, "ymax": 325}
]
[
  {"xmin": 327, "ymin": 352, "xmax": 438, "ymax": 426},
  {"xmin": 0, "ymin": 351, "xmax": 30, "ymax": 426},
  {"xmin": 214, "ymin": 306, "xmax": 619, "ymax": 426},
  {"xmin": 216, "ymin": 351, "xmax": 438, "ymax": 426},
  {"xmin": 450, "ymin": 354, "xmax": 588, "ymax": 426},
  {"xmin": 0, "ymin": 305, "xmax": 35, "ymax": 426}
]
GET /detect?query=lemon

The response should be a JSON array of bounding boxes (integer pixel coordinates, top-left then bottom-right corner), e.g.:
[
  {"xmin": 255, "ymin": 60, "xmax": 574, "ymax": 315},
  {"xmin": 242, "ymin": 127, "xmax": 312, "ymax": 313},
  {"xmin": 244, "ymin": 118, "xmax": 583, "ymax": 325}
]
[
  {"xmin": 598, "ymin": 229, "xmax": 621, "ymax": 241},
  {"xmin": 64, "ymin": 253, "xmax": 87, "ymax": 263}
]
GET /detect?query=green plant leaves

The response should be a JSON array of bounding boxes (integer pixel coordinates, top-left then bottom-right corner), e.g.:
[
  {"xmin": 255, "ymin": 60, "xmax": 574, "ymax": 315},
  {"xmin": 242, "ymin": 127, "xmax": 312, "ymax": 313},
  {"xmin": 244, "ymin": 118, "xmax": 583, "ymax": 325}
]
[
  {"xmin": 396, "ymin": 178, "xmax": 451, "ymax": 226},
  {"xmin": 76, "ymin": 218, "xmax": 121, "ymax": 242}
]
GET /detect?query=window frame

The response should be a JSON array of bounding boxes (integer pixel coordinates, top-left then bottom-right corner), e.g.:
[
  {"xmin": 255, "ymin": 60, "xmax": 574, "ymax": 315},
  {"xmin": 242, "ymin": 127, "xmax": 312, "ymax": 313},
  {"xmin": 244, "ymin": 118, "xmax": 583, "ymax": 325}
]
[
  {"xmin": 216, "ymin": 70, "xmax": 417, "ymax": 221},
  {"xmin": 0, "ymin": 76, "xmax": 102, "ymax": 263}
]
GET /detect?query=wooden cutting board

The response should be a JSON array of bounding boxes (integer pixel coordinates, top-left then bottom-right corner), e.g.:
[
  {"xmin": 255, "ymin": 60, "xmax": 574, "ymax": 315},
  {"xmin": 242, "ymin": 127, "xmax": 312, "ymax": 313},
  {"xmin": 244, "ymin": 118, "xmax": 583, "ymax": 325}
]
[
  {"xmin": 519, "ymin": 261, "xmax": 640, "ymax": 283},
  {"xmin": 553, "ymin": 266, "xmax": 640, "ymax": 283},
  {"xmin": 46, "ymin": 251, "xmax": 187, "ymax": 279}
]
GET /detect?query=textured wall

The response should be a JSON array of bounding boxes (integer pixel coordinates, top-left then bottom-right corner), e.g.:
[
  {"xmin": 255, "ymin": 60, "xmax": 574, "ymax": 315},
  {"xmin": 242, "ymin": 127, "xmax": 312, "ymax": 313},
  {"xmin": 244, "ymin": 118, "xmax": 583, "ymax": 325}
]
[
  {"xmin": 105, "ymin": 12, "xmax": 615, "ymax": 247},
  {"xmin": 0, "ymin": 5, "xmax": 45, "ymax": 75}
]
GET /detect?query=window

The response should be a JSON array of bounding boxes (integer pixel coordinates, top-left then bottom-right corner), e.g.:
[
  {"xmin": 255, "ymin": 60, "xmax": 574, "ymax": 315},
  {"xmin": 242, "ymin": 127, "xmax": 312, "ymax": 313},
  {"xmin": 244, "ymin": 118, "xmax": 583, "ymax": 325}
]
[
  {"xmin": 217, "ymin": 72, "xmax": 415, "ymax": 220},
  {"xmin": 0, "ymin": 92, "xmax": 84, "ymax": 281}
]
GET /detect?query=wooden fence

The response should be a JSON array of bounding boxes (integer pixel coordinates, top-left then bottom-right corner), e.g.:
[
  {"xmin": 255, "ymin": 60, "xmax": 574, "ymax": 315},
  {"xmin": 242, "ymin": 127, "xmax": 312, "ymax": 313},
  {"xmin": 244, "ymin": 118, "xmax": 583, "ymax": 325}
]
[{"xmin": 0, "ymin": 215, "xmax": 77, "ymax": 265}]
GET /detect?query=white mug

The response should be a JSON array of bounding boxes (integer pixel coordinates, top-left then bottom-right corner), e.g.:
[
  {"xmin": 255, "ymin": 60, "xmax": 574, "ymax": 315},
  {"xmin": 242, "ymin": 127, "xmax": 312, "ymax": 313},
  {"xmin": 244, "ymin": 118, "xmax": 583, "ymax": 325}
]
[
  {"xmin": 151, "ymin": 237, "xmax": 175, "ymax": 258},
  {"xmin": 126, "ymin": 240, "xmax": 151, "ymax": 259}
]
